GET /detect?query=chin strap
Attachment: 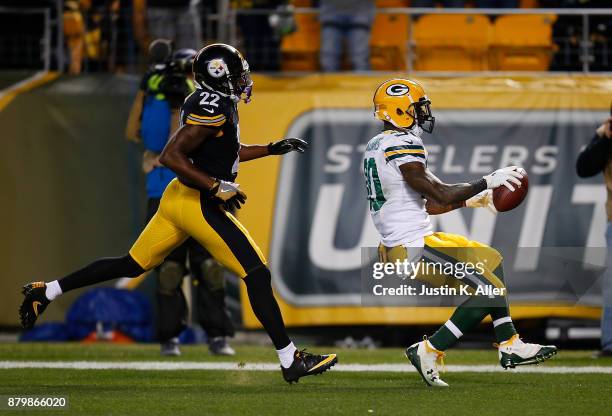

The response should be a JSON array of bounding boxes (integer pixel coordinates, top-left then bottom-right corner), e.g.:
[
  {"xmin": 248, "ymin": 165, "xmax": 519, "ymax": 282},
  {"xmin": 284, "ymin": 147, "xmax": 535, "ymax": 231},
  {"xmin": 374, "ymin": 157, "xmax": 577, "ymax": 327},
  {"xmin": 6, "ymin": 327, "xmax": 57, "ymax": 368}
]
[
  {"xmin": 221, "ymin": 61, "xmax": 252, "ymax": 104},
  {"xmin": 220, "ymin": 61, "xmax": 239, "ymax": 103}
]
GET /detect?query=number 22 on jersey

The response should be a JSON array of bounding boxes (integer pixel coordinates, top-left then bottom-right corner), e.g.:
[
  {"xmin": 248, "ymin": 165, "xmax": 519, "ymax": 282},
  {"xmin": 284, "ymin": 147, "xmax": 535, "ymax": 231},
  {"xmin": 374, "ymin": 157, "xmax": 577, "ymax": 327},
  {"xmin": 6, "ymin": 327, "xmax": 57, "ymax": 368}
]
[{"xmin": 199, "ymin": 91, "xmax": 219, "ymax": 110}]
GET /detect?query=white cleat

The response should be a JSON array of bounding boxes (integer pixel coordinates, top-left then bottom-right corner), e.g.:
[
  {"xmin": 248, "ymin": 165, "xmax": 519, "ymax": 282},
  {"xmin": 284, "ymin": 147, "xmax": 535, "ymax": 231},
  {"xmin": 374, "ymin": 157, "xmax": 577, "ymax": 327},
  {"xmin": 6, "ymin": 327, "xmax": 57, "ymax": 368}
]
[
  {"xmin": 497, "ymin": 334, "xmax": 557, "ymax": 369},
  {"xmin": 405, "ymin": 339, "xmax": 449, "ymax": 387}
]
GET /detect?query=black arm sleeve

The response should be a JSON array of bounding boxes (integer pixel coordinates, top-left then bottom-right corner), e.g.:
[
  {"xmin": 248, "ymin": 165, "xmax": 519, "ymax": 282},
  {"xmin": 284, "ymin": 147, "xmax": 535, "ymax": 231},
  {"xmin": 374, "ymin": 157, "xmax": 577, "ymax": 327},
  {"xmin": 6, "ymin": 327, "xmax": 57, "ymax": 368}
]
[{"xmin": 576, "ymin": 134, "xmax": 612, "ymax": 178}]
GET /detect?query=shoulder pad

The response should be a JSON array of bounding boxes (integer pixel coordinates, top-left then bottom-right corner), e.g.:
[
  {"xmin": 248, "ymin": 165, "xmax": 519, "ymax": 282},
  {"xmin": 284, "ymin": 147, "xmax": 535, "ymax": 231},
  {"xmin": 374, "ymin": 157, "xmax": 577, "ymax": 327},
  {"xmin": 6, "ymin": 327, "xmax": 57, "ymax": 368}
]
[
  {"xmin": 382, "ymin": 133, "xmax": 425, "ymax": 163},
  {"xmin": 183, "ymin": 88, "xmax": 228, "ymax": 127}
]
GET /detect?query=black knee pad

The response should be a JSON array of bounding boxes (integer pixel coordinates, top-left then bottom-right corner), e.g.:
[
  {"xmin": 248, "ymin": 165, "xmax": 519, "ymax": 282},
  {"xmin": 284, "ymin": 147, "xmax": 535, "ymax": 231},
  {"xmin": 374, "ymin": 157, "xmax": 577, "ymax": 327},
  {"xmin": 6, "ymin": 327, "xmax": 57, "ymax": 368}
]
[
  {"xmin": 198, "ymin": 259, "xmax": 225, "ymax": 291},
  {"xmin": 158, "ymin": 261, "xmax": 185, "ymax": 295}
]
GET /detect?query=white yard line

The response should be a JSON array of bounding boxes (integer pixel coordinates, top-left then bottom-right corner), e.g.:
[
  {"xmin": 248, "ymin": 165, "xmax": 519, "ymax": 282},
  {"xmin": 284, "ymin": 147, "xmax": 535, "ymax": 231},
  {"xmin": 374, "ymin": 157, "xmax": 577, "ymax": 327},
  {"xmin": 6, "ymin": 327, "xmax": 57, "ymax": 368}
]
[{"xmin": 1, "ymin": 361, "xmax": 611, "ymax": 374}]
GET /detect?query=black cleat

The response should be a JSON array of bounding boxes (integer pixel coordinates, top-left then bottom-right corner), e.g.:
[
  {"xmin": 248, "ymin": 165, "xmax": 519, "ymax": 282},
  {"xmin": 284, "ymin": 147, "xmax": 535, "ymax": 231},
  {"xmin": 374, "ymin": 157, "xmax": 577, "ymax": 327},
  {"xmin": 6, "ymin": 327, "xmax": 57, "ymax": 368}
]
[
  {"xmin": 19, "ymin": 282, "xmax": 50, "ymax": 330},
  {"xmin": 281, "ymin": 349, "xmax": 338, "ymax": 384}
]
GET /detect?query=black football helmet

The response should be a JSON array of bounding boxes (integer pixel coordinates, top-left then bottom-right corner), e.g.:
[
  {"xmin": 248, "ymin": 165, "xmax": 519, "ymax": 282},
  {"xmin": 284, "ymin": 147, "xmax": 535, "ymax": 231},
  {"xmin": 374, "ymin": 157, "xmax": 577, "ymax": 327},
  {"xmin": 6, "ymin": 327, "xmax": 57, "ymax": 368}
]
[
  {"xmin": 148, "ymin": 38, "xmax": 173, "ymax": 64},
  {"xmin": 172, "ymin": 48, "xmax": 196, "ymax": 73},
  {"xmin": 193, "ymin": 43, "xmax": 253, "ymax": 103}
]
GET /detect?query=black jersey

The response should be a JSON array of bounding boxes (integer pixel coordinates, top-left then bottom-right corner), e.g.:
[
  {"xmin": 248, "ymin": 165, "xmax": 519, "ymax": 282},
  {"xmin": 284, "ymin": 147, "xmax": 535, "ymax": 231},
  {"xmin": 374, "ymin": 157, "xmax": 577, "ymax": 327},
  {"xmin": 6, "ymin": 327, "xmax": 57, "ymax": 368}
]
[{"xmin": 180, "ymin": 86, "xmax": 240, "ymax": 184}]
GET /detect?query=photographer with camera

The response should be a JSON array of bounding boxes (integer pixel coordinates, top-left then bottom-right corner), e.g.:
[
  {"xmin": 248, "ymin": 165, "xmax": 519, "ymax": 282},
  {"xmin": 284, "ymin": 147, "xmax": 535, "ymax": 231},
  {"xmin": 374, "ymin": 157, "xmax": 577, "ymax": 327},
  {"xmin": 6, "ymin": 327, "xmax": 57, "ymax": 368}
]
[
  {"xmin": 126, "ymin": 39, "xmax": 236, "ymax": 356},
  {"xmin": 576, "ymin": 115, "xmax": 612, "ymax": 358}
]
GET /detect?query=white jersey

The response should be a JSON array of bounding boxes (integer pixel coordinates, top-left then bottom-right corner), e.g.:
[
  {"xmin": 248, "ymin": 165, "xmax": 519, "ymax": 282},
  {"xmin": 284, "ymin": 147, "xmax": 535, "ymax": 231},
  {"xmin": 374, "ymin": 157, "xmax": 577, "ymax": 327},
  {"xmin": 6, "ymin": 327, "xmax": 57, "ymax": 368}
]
[{"xmin": 363, "ymin": 129, "xmax": 433, "ymax": 247}]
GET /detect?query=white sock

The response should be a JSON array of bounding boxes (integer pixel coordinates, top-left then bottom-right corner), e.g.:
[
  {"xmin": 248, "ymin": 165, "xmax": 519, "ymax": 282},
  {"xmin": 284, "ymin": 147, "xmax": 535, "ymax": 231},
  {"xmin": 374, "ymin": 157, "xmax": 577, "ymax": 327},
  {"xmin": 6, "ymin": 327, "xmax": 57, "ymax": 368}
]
[
  {"xmin": 277, "ymin": 342, "xmax": 297, "ymax": 369},
  {"xmin": 44, "ymin": 280, "xmax": 62, "ymax": 301}
]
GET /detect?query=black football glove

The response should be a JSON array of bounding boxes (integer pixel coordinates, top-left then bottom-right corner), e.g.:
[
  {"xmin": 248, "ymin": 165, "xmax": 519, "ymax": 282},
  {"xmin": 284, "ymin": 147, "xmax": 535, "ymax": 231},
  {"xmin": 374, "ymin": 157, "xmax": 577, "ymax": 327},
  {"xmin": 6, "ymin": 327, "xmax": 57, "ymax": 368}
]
[
  {"xmin": 268, "ymin": 137, "xmax": 309, "ymax": 155},
  {"xmin": 209, "ymin": 180, "xmax": 247, "ymax": 210}
]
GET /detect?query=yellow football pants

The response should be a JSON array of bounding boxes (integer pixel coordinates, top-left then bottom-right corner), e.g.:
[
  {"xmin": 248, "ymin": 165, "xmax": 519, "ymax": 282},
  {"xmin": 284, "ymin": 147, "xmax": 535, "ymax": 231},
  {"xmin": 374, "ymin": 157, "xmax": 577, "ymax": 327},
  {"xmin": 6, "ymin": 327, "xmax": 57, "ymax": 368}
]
[
  {"xmin": 129, "ymin": 179, "xmax": 266, "ymax": 278},
  {"xmin": 378, "ymin": 232, "xmax": 506, "ymax": 292}
]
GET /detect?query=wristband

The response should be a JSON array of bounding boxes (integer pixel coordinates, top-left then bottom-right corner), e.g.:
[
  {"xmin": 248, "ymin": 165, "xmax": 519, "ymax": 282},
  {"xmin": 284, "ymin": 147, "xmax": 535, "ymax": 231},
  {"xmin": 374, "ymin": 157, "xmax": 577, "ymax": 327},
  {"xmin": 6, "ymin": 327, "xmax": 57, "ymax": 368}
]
[{"xmin": 469, "ymin": 178, "xmax": 487, "ymax": 193}]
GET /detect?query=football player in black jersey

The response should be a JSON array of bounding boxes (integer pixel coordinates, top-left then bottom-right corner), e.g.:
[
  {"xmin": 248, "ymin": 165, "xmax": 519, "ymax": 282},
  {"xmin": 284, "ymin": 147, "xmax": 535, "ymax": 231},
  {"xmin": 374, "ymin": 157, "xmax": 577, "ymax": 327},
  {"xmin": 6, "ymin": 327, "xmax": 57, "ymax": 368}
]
[{"xmin": 19, "ymin": 43, "xmax": 337, "ymax": 383}]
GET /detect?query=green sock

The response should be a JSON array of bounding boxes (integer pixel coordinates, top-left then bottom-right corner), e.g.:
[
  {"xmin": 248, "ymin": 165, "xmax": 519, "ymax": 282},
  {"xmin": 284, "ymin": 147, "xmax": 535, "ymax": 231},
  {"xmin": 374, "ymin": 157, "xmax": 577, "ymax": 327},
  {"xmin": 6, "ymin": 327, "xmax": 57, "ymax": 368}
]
[
  {"xmin": 489, "ymin": 265, "xmax": 517, "ymax": 343},
  {"xmin": 429, "ymin": 297, "xmax": 490, "ymax": 351},
  {"xmin": 491, "ymin": 315, "xmax": 517, "ymax": 343},
  {"xmin": 428, "ymin": 325, "xmax": 457, "ymax": 351}
]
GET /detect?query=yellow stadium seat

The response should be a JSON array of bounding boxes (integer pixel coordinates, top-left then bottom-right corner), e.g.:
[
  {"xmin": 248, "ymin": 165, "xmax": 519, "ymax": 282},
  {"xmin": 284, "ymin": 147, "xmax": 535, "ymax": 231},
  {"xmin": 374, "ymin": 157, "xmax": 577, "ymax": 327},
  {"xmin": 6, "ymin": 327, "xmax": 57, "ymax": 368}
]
[
  {"xmin": 489, "ymin": 15, "xmax": 556, "ymax": 71},
  {"xmin": 413, "ymin": 15, "xmax": 492, "ymax": 71},
  {"xmin": 370, "ymin": 12, "xmax": 410, "ymax": 71},
  {"xmin": 281, "ymin": 13, "xmax": 321, "ymax": 71},
  {"xmin": 282, "ymin": 0, "xmax": 410, "ymax": 71}
]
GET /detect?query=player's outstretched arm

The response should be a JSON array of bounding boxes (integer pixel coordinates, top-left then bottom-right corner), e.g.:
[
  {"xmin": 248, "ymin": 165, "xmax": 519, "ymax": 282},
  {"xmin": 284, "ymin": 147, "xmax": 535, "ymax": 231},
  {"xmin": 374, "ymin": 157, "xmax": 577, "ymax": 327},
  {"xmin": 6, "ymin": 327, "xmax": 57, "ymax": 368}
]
[
  {"xmin": 401, "ymin": 162, "xmax": 524, "ymax": 207},
  {"xmin": 425, "ymin": 199, "xmax": 465, "ymax": 215},
  {"xmin": 239, "ymin": 138, "xmax": 309, "ymax": 162},
  {"xmin": 239, "ymin": 144, "xmax": 271, "ymax": 162},
  {"xmin": 400, "ymin": 162, "xmax": 488, "ymax": 206}
]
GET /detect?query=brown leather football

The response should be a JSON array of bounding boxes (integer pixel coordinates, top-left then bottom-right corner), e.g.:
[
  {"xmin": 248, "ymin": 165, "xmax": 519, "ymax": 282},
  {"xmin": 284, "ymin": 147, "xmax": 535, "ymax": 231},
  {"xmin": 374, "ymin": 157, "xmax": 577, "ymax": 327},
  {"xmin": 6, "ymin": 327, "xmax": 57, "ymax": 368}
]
[{"xmin": 493, "ymin": 173, "xmax": 529, "ymax": 212}]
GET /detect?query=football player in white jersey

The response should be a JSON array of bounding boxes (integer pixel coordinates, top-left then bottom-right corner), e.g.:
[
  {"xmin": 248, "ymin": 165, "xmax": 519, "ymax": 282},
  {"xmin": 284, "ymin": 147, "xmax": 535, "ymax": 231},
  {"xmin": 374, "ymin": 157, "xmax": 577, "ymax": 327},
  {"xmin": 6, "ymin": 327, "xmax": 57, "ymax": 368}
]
[{"xmin": 364, "ymin": 79, "xmax": 557, "ymax": 387}]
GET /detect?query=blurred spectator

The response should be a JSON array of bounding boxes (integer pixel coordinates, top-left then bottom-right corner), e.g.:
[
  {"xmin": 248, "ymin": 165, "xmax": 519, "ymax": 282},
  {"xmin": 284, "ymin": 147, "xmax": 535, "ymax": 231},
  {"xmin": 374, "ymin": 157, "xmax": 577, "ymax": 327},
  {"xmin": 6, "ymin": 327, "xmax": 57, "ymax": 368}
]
[
  {"xmin": 63, "ymin": 1, "xmax": 86, "ymax": 74},
  {"xmin": 233, "ymin": 0, "xmax": 288, "ymax": 72},
  {"xmin": 125, "ymin": 42, "xmax": 235, "ymax": 356},
  {"xmin": 319, "ymin": 0, "xmax": 375, "ymax": 72},
  {"xmin": 62, "ymin": 0, "xmax": 123, "ymax": 72},
  {"xmin": 132, "ymin": 0, "xmax": 202, "ymax": 52},
  {"xmin": 411, "ymin": 0, "xmax": 465, "ymax": 6},
  {"xmin": 86, "ymin": 0, "xmax": 119, "ymax": 71},
  {"xmin": 576, "ymin": 115, "xmax": 612, "ymax": 358},
  {"xmin": 543, "ymin": 0, "xmax": 612, "ymax": 71}
]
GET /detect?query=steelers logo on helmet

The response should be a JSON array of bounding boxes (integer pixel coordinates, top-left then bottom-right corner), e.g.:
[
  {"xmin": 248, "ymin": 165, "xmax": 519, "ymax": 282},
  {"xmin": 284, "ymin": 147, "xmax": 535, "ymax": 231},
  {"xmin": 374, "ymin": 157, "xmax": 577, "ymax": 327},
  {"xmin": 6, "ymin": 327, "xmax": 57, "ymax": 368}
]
[
  {"xmin": 207, "ymin": 59, "xmax": 226, "ymax": 78},
  {"xmin": 385, "ymin": 83, "xmax": 410, "ymax": 96}
]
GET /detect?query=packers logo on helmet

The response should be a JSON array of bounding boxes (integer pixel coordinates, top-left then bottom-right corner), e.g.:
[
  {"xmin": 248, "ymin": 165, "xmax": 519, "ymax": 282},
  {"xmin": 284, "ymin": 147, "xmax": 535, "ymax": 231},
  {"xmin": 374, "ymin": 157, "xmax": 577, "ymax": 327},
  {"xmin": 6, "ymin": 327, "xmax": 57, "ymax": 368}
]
[
  {"xmin": 385, "ymin": 83, "xmax": 410, "ymax": 96},
  {"xmin": 373, "ymin": 78, "xmax": 435, "ymax": 133}
]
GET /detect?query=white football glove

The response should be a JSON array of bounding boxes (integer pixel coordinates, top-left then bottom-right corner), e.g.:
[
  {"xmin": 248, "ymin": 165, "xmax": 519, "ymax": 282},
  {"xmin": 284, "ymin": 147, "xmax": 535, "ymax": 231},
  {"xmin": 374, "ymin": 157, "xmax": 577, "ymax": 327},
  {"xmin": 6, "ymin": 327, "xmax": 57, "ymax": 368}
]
[
  {"xmin": 483, "ymin": 166, "xmax": 525, "ymax": 192},
  {"xmin": 465, "ymin": 190, "xmax": 497, "ymax": 214},
  {"xmin": 209, "ymin": 180, "xmax": 247, "ymax": 210}
]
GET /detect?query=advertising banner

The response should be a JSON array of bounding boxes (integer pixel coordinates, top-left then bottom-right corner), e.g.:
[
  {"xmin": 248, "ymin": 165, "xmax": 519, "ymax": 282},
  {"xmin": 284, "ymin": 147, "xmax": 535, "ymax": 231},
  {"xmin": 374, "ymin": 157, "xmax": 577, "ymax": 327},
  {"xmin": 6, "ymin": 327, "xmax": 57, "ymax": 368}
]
[{"xmin": 237, "ymin": 75, "xmax": 612, "ymax": 327}]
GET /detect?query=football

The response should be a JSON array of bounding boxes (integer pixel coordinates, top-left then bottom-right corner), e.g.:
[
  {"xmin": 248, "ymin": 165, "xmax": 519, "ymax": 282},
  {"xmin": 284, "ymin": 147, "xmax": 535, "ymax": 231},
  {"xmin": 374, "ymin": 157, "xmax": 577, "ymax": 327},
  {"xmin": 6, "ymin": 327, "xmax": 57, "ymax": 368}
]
[{"xmin": 492, "ymin": 171, "xmax": 529, "ymax": 212}]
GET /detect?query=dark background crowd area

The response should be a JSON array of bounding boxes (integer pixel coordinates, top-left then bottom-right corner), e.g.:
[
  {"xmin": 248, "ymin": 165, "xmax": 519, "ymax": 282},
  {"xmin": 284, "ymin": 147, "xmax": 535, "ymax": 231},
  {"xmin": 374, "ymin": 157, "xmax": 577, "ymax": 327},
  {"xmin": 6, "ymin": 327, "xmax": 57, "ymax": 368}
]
[{"xmin": 0, "ymin": 0, "xmax": 611, "ymax": 73}]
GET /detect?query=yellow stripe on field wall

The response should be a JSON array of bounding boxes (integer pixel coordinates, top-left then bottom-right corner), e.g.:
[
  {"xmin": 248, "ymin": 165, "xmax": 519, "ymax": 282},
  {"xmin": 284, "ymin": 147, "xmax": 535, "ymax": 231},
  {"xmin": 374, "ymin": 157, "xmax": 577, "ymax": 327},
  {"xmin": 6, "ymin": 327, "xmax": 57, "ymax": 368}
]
[{"xmin": 0, "ymin": 71, "xmax": 60, "ymax": 112}]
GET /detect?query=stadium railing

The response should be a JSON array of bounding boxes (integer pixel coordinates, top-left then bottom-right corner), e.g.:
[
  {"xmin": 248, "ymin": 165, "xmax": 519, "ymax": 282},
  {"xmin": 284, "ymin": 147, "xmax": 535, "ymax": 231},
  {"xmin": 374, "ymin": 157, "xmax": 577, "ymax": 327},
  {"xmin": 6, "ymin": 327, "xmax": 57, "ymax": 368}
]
[
  {"xmin": 217, "ymin": 7, "xmax": 612, "ymax": 74},
  {"xmin": 0, "ymin": 1, "xmax": 64, "ymax": 72},
  {"xmin": 2, "ymin": 4, "xmax": 609, "ymax": 75}
]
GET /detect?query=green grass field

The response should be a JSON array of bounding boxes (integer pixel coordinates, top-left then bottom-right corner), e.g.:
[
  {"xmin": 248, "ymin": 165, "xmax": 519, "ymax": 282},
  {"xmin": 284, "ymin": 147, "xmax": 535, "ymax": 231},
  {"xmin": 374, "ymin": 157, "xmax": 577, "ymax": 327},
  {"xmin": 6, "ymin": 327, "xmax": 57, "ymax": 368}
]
[{"xmin": 0, "ymin": 343, "xmax": 611, "ymax": 415}]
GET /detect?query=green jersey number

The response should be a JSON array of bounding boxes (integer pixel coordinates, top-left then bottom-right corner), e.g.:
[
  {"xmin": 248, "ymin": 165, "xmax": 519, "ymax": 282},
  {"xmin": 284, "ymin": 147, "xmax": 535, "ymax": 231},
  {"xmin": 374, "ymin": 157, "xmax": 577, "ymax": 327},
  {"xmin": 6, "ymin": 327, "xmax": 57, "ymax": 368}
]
[{"xmin": 364, "ymin": 158, "xmax": 386, "ymax": 212}]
